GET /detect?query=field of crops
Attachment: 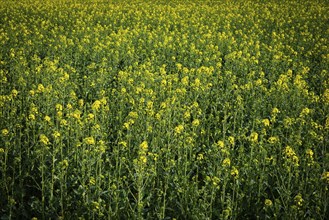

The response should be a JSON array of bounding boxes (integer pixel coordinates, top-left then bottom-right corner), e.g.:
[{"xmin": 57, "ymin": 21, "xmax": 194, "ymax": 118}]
[{"xmin": 1, "ymin": 0, "xmax": 328, "ymax": 219}]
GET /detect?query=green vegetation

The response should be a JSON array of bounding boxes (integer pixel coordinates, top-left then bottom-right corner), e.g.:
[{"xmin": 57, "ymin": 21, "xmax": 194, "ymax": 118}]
[{"xmin": 0, "ymin": 0, "xmax": 328, "ymax": 219}]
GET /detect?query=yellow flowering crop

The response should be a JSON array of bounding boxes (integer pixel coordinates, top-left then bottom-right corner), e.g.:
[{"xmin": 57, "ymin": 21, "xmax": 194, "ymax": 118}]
[
  {"xmin": 294, "ymin": 193, "xmax": 304, "ymax": 207},
  {"xmin": 249, "ymin": 132, "xmax": 258, "ymax": 143},
  {"xmin": 84, "ymin": 137, "xmax": 95, "ymax": 145},
  {"xmin": 139, "ymin": 141, "xmax": 148, "ymax": 152},
  {"xmin": 1, "ymin": 0, "xmax": 328, "ymax": 219},
  {"xmin": 222, "ymin": 158, "xmax": 231, "ymax": 167},
  {"xmin": 1, "ymin": 129, "xmax": 9, "ymax": 136},
  {"xmin": 192, "ymin": 119, "xmax": 200, "ymax": 127},
  {"xmin": 44, "ymin": 115, "xmax": 51, "ymax": 123},
  {"xmin": 217, "ymin": 140, "xmax": 225, "ymax": 149},
  {"xmin": 52, "ymin": 131, "xmax": 61, "ymax": 139},
  {"xmin": 262, "ymin": 119, "xmax": 270, "ymax": 127},
  {"xmin": 56, "ymin": 104, "xmax": 63, "ymax": 111},
  {"xmin": 228, "ymin": 136, "xmax": 235, "ymax": 145},
  {"xmin": 174, "ymin": 124, "xmax": 184, "ymax": 135},
  {"xmin": 39, "ymin": 134, "xmax": 50, "ymax": 145},
  {"xmin": 37, "ymin": 84, "xmax": 45, "ymax": 93},
  {"xmin": 231, "ymin": 166, "xmax": 239, "ymax": 178},
  {"xmin": 264, "ymin": 199, "xmax": 273, "ymax": 207},
  {"xmin": 284, "ymin": 146, "xmax": 299, "ymax": 167},
  {"xmin": 268, "ymin": 136, "xmax": 279, "ymax": 144},
  {"xmin": 92, "ymin": 100, "xmax": 102, "ymax": 111},
  {"xmin": 11, "ymin": 89, "xmax": 18, "ymax": 97}
]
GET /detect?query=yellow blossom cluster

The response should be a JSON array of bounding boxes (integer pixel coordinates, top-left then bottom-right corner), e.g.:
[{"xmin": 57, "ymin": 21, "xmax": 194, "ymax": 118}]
[{"xmin": 284, "ymin": 146, "xmax": 299, "ymax": 168}]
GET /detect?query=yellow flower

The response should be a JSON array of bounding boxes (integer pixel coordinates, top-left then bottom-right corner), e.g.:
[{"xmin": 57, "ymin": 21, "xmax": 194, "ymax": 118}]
[
  {"xmin": 44, "ymin": 115, "xmax": 51, "ymax": 123},
  {"xmin": 29, "ymin": 90, "xmax": 35, "ymax": 96},
  {"xmin": 184, "ymin": 111, "xmax": 191, "ymax": 120},
  {"xmin": 294, "ymin": 193, "xmax": 303, "ymax": 207},
  {"xmin": 98, "ymin": 140, "xmax": 106, "ymax": 153},
  {"xmin": 140, "ymin": 141, "xmax": 148, "ymax": 152},
  {"xmin": 100, "ymin": 90, "xmax": 106, "ymax": 96},
  {"xmin": 70, "ymin": 91, "xmax": 77, "ymax": 100},
  {"xmin": 30, "ymin": 106, "xmax": 38, "ymax": 114},
  {"xmin": 284, "ymin": 146, "xmax": 299, "ymax": 167},
  {"xmin": 139, "ymin": 155, "xmax": 147, "ymax": 164},
  {"xmin": 284, "ymin": 146, "xmax": 296, "ymax": 157},
  {"xmin": 84, "ymin": 137, "xmax": 95, "ymax": 145},
  {"xmin": 222, "ymin": 158, "xmax": 231, "ymax": 167},
  {"xmin": 197, "ymin": 153, "xmax": 204, "ymax": 160},
  {"xmin": 176, "ymin": 63, "xmax": 182, "ymax": 70},
  {"xmin": 119, "ymin": 141, "xmax": 127, "ymax": 148},
  {"xmin": 37, "ymin": 84, "xmax": 45, "ymax": 93},
  {"xmin": 160, "ymin": 102, "xmax": 167, "ymax": 109},
  {"xmin": 228, "ymin": 136, "xmax": 235, "ymax": 145},
  {"xmin": 292, "ymin": 155, "xmax": 299, "ymax": 167},
  {"xmin": 55, "ymin": 104, "xmax": 63, "ymax": 111},
  {"xmin": 249, "ymin": 132, "xmax": 258, "ymax": 143},
  {"xmin": 222, "ymin": 208, "xmax": 231, "ymax": 218},
  {"xmin": 192, "ymin": 119, "xmax": 200, "ymax": 127},
  {"xmin": 147, "ymin": 101, "xmax": 153, "ymax": 110},
  {"xmin": 92, "ymin": 201, "xmax": 100, "ymax": 211},
  {"xmin": 92, "ymin": 100, "xmax": 102, "ymax": 111},
  {"xmin": 268, "ymin": 136, "xmax": 279, "ymax": 144},
  {"xmin": 300, "ymin": 107, "xmax": 311, "ymax": 117},
  {"xmin": 217, "ymin": 140, "xmax": 225, "ymax": 148},
  {"xmin": 60, "ymin": 119, "xmax": 67, "ymax": 126},
  {"xmin": 11, "ymin": 89, "xmax": 18, "ymax": 98},
  {"xmin": 212, "ymin": 176, "xmax": 220, "ymax": 186},
  {"xmin": 52, "ymin": 131, "xmax": 61, "ymax": 139},
  {"xmin": 230, "ymin": 166, "xmax": 239, "ymax": 178},
  {"xmin": 89, "ymin": 177, "xmax": 96, "ymax": 185},
  {"xmin": 39, "ymin": 134, "xmax": 50, "ymax": 145},
  {"xmin": 264, "ymin": 199, "xmax": 273, "ymax": 207},
  {"xmin": 61, "ymin": 159, "xmax": 69, "ymax": 169},
  {"xmin": 100, "ymin": 97, "xmax": 107, "ymax": 105},
  {"xmin": 87, "ymin": 113, "xmax": 95, "ymax": 120},
  {"xmin": 1, "ymin": 129, "xmax": 9, "ymax": 136},
  {"xmin": 67, "ymin": 103, "xmax": 73, "ymax": 110},
  {"xmin": 174, "ymin": 124, "xmax": 184, "ymax": 135},
  {"xmin": 255, "ymin": 79, "xmax": 262, "ymax": 86},
  {"xmin": 78, "ymin": 99, "xmax": 84, "ymax": 107},
  {"xmin": 194, "ymin": 78, "xmax": 201, "ymax": 88},
  {"xmin": 262, "ymin": 118, "xmax": 270, "ymax": 127},
  {"xmin": 28, "ymin": 114, "xmax": 35, "ymax": 121},
  {"xmin": 71, "ymin": 109, "xmax": 81, "ymax": 119},
  {"xmin": 181, "ymin": 76, "xmax": 189, "ymax": 86},
  {"xmin": 284, "ymin": 117, "xmax": 294, "ymax": 128},
  {"xmin": 123, "ymin": 122, "xmax": 130, "ymax": 130},
  {"xmin": 161, "ymin": 79, "xmax": 167, "ymax": 87},
  {"xmin": 128, "ymin": 111, "xmax": 138, "ymax": 119},
  {"xmin": 271, "ymin": 107, "xmax": 280, "ymax": 115},
  {"xmin": 59, "ymin": 72, "xmax": 70, "ymax": 83}
]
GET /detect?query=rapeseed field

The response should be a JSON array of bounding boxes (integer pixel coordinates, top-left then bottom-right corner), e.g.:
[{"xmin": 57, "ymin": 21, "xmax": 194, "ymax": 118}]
[{"xmin": 0, "ymin": 0, "xmax": 328, "ymax": 219}]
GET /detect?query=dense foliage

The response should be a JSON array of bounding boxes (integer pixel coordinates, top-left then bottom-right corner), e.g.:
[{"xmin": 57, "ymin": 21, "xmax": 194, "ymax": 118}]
[{"xmin": 1, "ymin": 0, "xmax": 328, "ymax": 219}]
